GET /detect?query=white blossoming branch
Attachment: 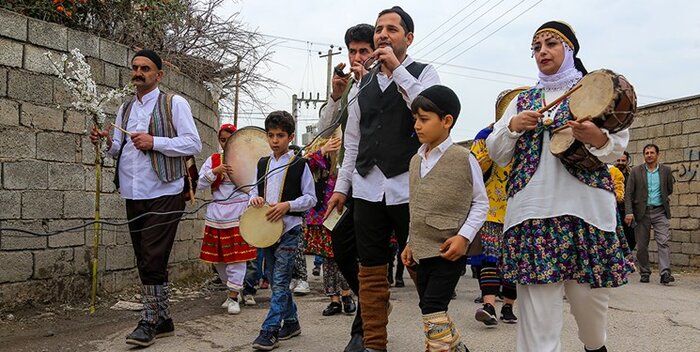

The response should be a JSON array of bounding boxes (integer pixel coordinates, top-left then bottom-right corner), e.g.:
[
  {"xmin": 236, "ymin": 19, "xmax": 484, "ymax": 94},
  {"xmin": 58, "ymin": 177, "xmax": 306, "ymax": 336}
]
[{"xmin": 45, "ymin": 48, "xmax": 132, "ymax": 129}]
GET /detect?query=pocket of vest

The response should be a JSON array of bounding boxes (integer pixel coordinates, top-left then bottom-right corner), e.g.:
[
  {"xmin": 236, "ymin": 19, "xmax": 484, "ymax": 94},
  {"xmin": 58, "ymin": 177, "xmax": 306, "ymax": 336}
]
[{"xmin": 425, "ymin": 214, "xmax": 460, "ymax": 231}]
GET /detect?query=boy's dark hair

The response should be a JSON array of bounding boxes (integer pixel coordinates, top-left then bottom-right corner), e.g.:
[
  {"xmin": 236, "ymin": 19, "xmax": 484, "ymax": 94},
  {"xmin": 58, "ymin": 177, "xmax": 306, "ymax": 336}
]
[
  {"xmin": 411, "ymin": 95, "xmax": 458, "ymax": 130},
  {"xmin": 264, "ymin": 110, "xmax": 295, "ymax": 135},
  {"xmin": 345, "ymin": 24, "xmax": 375, "ymax": 50},
  {"xmin": 643, "ymin": 143, "xmax": 659, "ymax": 153}
]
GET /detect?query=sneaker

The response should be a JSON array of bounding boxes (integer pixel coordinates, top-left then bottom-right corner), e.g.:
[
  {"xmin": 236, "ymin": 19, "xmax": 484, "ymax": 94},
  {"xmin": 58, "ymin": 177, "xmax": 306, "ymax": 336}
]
[
  {"xmin": 260, "ymin": 278, "xmax": 270, "ymax": 289},
  {"xmin": 243, "ymin": 294, "xmax": 257, "ymax": 306},
  {"xmin": 221, "ymin": 297, "xmax": 235, "ymax": 309},
  {"xmin": 394, "ymin": 277, "xmax": 405, "ymax": 288},
  {"xmin": 475, "ymin": 303, "xmax": 498, "ymax": 326},
  {"xmin": 341, "ymin": 295, "xmax": 357, "ymax": 314},
  {"xmin": 278, "ymin": 320, "xmax": 301, "ymax": 340},
  {"xmin": 640, "ymin": 273, "xmax": 650, "ymax": 283},
  {"xmin": 155, "ymin": 318, "xmax": 175, "ymax": 338},
  {"xmin": 289, "ymin": 279, "xmax": 298, "ymax": 291},
  {"xmin": 227, "ymin": 297, "xmax": 241, "ymax": 315},
  {"xmin": 252, "ymin": 329, "xmax": 279, "ymax": 351},
  {"xmin": 293, "ymin": 280, "xmax": 311, "ymax": 295},
  {"xmin": 312, "ymin": 265, "xmax": 321, "ymax": 276},
  {"xmin": 125, "ymin": 320, "xmax": 156, "ymax": 347},
  {"xmin": 660, "ymin": 272, "xmax": 675, "ymax": 285},
  {"xmin": 474, "ymin": 296, "xmax": 483, "ymax": 304},
  {"xmin": 500, "ymin": 304, "xmax": 518, "ymax": 324},
  {"xmin": 323, "ymin": 302, "xmax": 343, "ymax": 316}
]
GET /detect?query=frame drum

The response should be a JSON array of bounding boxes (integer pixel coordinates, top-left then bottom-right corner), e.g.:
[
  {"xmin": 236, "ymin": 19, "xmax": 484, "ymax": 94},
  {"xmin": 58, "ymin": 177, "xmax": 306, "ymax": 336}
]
[
  {"xmin": 223, "ymin": 126, "xmax": 270, "ymax": 193},
  {"xmin": 239, "ymin": 205, "xmax": 284, "ymax": 248}
]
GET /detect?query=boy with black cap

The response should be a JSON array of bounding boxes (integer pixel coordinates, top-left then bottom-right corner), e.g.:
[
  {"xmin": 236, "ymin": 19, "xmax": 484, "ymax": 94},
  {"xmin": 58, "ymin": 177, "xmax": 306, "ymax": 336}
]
[
  {"xmin": 401, "ymin": 85, "xmax": 488, "ymax": 352},
  {"xmin": 90, "ymin": 49, "xmax": 202, "ymax": 347}
]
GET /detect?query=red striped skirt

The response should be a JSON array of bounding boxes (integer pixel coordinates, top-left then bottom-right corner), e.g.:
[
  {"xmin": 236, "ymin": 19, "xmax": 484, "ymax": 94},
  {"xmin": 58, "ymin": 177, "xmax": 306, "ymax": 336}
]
[{"xmin": 200, "ymin": 226, "xmax": 256, "ymax": 264}]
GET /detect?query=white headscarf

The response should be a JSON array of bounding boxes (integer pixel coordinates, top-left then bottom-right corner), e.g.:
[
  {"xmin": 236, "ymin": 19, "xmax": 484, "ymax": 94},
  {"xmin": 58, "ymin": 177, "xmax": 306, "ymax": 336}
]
[{"xmin": 535, "ymin": 42, "xmax": 582, "ymax": 91}]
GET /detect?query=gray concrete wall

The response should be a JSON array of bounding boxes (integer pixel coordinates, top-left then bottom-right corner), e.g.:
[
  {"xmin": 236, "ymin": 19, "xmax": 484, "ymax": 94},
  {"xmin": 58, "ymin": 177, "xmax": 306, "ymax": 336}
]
[
  {"xmin": 0, "ymin": 9, "xmax": 219, "ymax": 308},
  {"xmin": 628, "ymin": 95, "xmax": 700, "ymax": 268}
]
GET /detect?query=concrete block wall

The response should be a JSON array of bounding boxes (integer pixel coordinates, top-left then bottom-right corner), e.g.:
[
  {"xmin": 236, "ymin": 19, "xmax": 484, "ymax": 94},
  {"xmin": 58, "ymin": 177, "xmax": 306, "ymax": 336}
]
[
  {"xmin": 628, "ymin": 95, "xmax": 700, "ymax": 268},
  {"xmin": 0, "ymin": 9, "xmax": 219, "ymax": 308}
]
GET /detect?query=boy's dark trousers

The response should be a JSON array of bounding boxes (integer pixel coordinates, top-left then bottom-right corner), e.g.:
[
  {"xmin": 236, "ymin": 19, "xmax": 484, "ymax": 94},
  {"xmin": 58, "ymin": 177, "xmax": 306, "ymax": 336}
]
[{"xmin": 415, "ymin": 256, "xmax": 467, "ymax": 314}]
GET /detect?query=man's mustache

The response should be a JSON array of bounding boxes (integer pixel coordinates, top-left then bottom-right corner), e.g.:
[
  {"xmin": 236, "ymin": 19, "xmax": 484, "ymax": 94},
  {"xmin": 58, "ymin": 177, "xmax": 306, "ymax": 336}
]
[{"xmin": 132, "ymin": 77, "xmax": 145, "ymax": 82}]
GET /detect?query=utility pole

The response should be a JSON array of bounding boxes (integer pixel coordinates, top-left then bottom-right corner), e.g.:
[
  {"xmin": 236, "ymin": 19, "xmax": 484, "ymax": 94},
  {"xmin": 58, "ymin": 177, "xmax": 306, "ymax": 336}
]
[
  {"xmin": 318, "ymin": 45, "xmax": 343, "ymax": 99},
  {"xmin": 233, "ymin": 70, "xmax": 240, "ymax": 126},
  {"xmin": 292, "ymin": 91, "xmax": 325, "ymax": 145}
]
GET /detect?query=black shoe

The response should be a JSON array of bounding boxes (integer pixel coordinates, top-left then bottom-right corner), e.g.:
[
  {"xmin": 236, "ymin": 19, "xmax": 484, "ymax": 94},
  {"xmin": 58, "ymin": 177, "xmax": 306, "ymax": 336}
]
[
  {"xmin": 475, "ymin": 303, "xmax": 498, "ymax": 326},
  {"xmin": 323, "ymin": 302, "xmax": 343, "ymax": 316},
  {"xmin": 474, "ymin": 296, "xmax": 483, "ymax": 304},
  {"xmin": 125, "ymin": 320, "xmax": 156, "ymax": 347},
  {"xmin": 155, "ymin": 317, "xmax": 175, "ymax": 338},
  {"xmin": 394, "ymin": 277, "xmax": 405, "ymax": 288},
  {"xmin": 344, "ymin": 333, "xmax": 364, "ymax": 352},
  {"xmin": 640, "ymin": 273, "xmax": 650, "ymax": 283},
  {"xmin": 278, "ymin": 320, "xmax": 301, "ymax": 340},
  {"xmin": 252, "ymin": 329, "xmax": 279, "ymax": 350},
  {"xmin": 660, "ymin": 272, "xmax": 675, "ymax": 285},
  {"xmin": 451, "ymin": 291, "xmax": 457, "ymax": 300},
  {"xmin": 342, "ymin": 295, "xmax": 357, "ymax": 314},
  {"xmin": 312, "ymin": 265, "xmax": 321, "ymax": 276},
  {"xmin": 500, "ymin": 304, "xmax": 518, "ymax": 324},
  {"xmin": 585, "ymin": 346, "xmax": 608, "ymax": 352}
]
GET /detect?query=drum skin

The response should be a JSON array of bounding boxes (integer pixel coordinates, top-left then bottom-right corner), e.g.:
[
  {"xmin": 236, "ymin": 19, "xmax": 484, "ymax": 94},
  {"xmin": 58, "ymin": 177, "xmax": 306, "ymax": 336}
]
[
  {"xmin": 223, "ymin": 126, "xmax": 270, "ymax": 194},
  {"xmin": 569, "ymin": 69, "xmax": 637, "ymax": 133},
  {"xmin": 239, "ymin": 205, "xmax": 284, "ymax": 248}
]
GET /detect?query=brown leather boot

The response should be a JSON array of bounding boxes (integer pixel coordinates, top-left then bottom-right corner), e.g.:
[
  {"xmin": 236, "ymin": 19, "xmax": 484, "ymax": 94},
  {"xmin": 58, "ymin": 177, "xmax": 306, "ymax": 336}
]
[{"xmin": 358, "ymin": 264, "xmax": 390, "ymax": 350}]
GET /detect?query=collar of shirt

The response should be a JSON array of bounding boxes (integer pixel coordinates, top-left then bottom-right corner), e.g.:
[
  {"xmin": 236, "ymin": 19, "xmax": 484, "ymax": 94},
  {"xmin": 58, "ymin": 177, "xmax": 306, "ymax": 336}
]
[
  {"xmin": 645, "ymin": 164, "xmax": 659, "ymax": 173},
  {"xmin": 136, "ymin": 87, "xmax": 161, "ymax": 105},
  {"xmin": 270, "ymin": 149, "xmax": 294, "ymax": 162},
  {"xmin": 418, "ymin": 135, "xmax": 453, "ymax": 161}
]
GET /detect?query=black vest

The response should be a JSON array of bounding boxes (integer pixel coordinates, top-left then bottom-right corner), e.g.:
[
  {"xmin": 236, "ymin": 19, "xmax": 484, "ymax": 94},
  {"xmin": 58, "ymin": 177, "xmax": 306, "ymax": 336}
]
[
  {"xmin": 356, "ymin": 61, "xmax": 426, "ymax": 178},
  {"xmin": 256, "ymin": 155, "xmax": 307, "ymax": 217}
]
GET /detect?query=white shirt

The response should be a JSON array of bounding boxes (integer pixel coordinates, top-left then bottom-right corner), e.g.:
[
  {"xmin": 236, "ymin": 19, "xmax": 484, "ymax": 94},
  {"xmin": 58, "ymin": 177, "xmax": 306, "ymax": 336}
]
[
  {"xmin": 416, "ymin": 136, "xmax": 489, "ymax": 242},
  {"xmin": 335, "ymin": 55, "xmax": 441, "ymax": 205},
  {"xmin": 107, "ymin": 88, "xmax": 202, "ymax": 200},
  {"xmin": 197, "ymin": 154, "xmax": 249, "ymax": 229},
  {"xmin": 486, "ymin": 87, "xmax": 628, "ymax": 232},
  {"xmin": 248, "ymin": 150, "xmax": 317, "ymax": 234},
  {"xmin": 317, "ymin": 78, "xmax": 358, "ymax": 134}
]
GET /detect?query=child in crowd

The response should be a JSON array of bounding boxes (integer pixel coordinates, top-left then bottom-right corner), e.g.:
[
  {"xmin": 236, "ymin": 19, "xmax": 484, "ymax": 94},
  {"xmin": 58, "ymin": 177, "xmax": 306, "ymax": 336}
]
[
  {"xmin": 249, "ymin": 111, "xmax": 317, "ymax": 351},
  {"xmin": 197, "ymin": 124, "xmax": 257, "ymax": 314},
  {"xmin": 401, "ymin": 85, "xmax": 489, "ymax": 352}
]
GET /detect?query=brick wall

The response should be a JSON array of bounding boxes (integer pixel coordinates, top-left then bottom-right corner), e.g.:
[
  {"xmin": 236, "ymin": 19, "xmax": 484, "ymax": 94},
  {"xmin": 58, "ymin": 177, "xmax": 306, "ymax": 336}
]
[
  {"xmin": 627, "ymin": 95, "xmax": 700, "ymax": 268},
  {"xmin": 0, "ymin": 9, "xmax": 219, "ymax": 308}
]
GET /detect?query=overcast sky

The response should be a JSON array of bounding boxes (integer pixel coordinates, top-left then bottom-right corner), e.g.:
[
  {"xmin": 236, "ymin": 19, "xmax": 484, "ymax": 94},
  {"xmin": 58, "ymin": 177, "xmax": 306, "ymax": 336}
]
[{"xmin": 219, "ymin": 0, "xmax": 700, "ymax": 143}]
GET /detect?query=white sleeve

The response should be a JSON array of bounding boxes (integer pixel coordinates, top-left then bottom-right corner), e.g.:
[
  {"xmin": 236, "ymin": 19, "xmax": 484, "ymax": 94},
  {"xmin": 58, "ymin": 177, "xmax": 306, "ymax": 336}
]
[
  {"xmin": 288, "ymin": 164, "xmax": 318, "ymax": 212},
  {"xmin": 457, "ymin": 154, "xmax": 489, "ymax": 242},
  {"xmin": 197, "ymin": 155, "xmax": 215, "ymax": 191},
  {"xmin": 393, "ymin": 63, "xmax": 441, "ymax": 108},
  {"xmin": 318, "ymin": 98, "xmax": 341, "ymax": 134},
  {"xmin": 334, "ymin": 87, "xmax": 359, "ymax": 195},
  {"xmin": 486, "ymin": 99, "xmax": 522, "ymax": 167},
  {"xmin": 586, "ymin": 128, "xmax": 629, "ymax": 164},
  {"xmin": 107, "ymin": 103, "xmax": 125, "ymax": 157}
]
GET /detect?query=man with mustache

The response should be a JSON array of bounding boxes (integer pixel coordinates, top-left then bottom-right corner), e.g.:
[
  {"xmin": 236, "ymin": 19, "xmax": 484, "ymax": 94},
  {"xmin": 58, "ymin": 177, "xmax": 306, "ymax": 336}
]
[
  {"xmin": 327, "ymin": 6, "xmax": 440, "ymax": 352},
  {"xmin": 90, "ymin": 49, "xmax": 202, "ymax": 347}
]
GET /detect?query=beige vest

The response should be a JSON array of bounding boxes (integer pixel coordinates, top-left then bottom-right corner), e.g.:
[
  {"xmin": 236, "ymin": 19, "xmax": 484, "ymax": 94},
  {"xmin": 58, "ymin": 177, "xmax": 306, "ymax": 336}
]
[{"xmin": 409, "ymin": 144, "xmax": 473, "ymax": 262}]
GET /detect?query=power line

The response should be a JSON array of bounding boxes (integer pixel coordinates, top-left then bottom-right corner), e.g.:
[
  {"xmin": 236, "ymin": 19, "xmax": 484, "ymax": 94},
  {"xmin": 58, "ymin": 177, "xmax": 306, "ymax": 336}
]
[
  {"xmin": 438, "ymin": 0, "xmax": 544, "ymax": 67},
  {"xmin": 438, "ymin": 70, "xmax": 529, "ymax": 86},
  {"xmin": 414, "ymin": 0, "xmax": 505, "ymax": 58},
  {"xmin": 427, "ymin": 0, "xmax": 525, "ymax": 63},
  {"xmin": 411, "ymin": 0, "xmax": 478, "ymax": 50}
]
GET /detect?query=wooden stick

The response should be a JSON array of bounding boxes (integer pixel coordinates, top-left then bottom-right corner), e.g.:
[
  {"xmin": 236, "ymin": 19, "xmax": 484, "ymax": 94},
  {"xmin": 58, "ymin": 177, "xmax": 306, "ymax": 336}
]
[
  {"xmin": 537, "ymin": 83, "xmax": 582, "ymax": 114},
  {"xmin": 110, "ymin": 122, "xmax": 132, "ymax": 136}
]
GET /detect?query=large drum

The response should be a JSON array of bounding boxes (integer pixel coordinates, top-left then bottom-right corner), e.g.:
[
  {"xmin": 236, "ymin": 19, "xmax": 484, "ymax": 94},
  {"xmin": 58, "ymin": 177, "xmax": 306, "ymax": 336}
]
[
  {"xmin": 550, "ymin": 69, "xmax": 637, "ymax": 170},
  {"xmin": 239, "ymin": 205, "xmax": 284, "ymax": 248},
  {"xmin": 223, "ymin": 126, "xmax": 270, "ymax": 194}
]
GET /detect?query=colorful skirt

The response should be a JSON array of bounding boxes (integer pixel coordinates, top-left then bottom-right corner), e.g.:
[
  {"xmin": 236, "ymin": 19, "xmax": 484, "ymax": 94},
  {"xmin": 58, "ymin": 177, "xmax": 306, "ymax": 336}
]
[
  {"xmin": 499, "ymin": 215, "xmax": 633, "ymax": 288},
  {"xmin": 303, "ymin": 224, "xmax": 334, "ymax": 258},
  {"xmin": 468, "ymin": 221, "xmax": 503, "ymax": 266},
  {"xmin": 200, "ymin": 226, "xmax": 257, "ymax": 264}
]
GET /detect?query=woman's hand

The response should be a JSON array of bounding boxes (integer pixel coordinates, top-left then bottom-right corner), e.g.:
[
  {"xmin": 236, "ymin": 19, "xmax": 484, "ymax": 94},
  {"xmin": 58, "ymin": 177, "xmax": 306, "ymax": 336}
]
[
  {"xmin": 509, "ymin": 111, "xmax": 542, "ymax": 133},
  {"xmin": 568, "ymin": 120, "xmax": 608, "ymax": 148}
]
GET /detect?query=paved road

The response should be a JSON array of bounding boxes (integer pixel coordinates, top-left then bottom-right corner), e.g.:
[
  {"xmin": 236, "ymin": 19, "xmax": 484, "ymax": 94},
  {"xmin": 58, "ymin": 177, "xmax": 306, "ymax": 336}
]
[{"xmin": 90, "ymin": 261, "xmax": 700, "ymax": 352}]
